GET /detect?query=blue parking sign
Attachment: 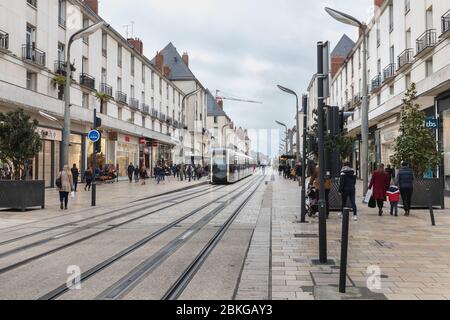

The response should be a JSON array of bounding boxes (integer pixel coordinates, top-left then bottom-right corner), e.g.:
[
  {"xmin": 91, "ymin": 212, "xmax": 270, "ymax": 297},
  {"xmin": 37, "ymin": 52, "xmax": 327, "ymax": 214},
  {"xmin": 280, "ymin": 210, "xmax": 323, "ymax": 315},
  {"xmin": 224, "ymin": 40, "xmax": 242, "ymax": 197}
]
[{"xmin": 88, "ymin": 130, "xmax": 101, "ymax": 143}]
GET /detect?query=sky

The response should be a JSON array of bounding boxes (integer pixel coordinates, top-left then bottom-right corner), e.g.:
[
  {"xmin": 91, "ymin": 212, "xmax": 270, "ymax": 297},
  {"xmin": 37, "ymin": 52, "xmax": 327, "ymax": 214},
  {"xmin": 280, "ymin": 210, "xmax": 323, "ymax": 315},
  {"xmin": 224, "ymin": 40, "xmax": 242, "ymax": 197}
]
[{"xmin": 99, "ymin": 0, "xmax": 373, "ymax": 157}]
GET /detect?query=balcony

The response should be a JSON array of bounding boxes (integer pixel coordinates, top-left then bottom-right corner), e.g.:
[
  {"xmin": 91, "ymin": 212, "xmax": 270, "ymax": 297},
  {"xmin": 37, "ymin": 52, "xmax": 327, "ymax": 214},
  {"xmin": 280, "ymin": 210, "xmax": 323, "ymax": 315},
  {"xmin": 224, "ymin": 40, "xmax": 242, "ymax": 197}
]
[
  {"xmin": 397, "ymin": 49, "xmax": 414, "ymax": 72},
  {"xmin": 141, "ymin": 103, "xmax": 150, "ymax": 114},
  {"xmin": 174, "ymin": 120, "xmax": 179, "ymax": 128},
  {"xmin": 80, "ymin": 73, "xmax": 95, "ymax": 90},
  {"xmin": 441, "ymin": 10, "xmax": 450, "ymax": 38},
  {"xmin": 383, "ymin": 63, "xmax": 396, "ymax": 84},
  {"xmin": 0, "ymin": 29, "xmax": 9, "ymax": 51},
  {"xmin": 159, "ymin": 113, "xmax": 166, "ymax": 122},
  {"xmin": 416, "ymin": 29, "xmax": 437, "ymax": 58},
  {"xmin": 58, "ymin": 16, "xmax": 66, "ymax": 28},
  {"xmin": 27, "ymin": 0, "xmax": 37, "ymax": 8},
  {"xmin": 129, "ymin": 98, "xmax": 139, "ymax": 110},
  {"xmin": 22, "ymin": 45, "xmax": 46, "ymax": 67},
  {"xmin": 167, "ymin": 117, "xmax": 173, "ymax": 125},
  {"xmin": 151, "ymin": 108, "xmax": 159, "ymax": 118},
  {"xmin": 116, "ymin": 91, "xmax": 127, "ymax": 105},
  {"xmin": 371, "ymin": 74, "xmax": 382, "ymax": 93},
  {"xmin": 100, "ymin": 83, "xmax": 113, "ymax": 97}
]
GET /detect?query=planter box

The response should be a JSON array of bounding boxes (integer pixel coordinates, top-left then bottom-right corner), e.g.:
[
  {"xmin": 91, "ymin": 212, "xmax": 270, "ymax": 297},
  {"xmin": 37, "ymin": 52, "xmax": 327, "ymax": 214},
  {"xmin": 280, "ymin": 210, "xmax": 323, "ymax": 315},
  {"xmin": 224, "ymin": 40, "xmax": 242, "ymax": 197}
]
[
  {"xmin": 0, "ymin": 180, "xmax": 45, "ymax": 211},
  {"xmin": 329, "ymin": 177, "xmax": 445, "ymax": 211}
]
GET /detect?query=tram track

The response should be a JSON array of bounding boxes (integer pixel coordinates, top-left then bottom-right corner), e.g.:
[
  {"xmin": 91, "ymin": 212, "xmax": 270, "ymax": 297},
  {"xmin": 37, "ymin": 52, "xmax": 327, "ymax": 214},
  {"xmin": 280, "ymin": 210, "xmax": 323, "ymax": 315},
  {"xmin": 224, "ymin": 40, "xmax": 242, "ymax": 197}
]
[
  {"xmin": 0, "ymin": 183, "xmax": 218, "ymax": 249},
  {"xmin": 37, "ymin": 175, "xmax": 263, "ymax": 300},
  {"xmin": 0, "ymin": 183, "xmax": 233, "ymax": 275}
]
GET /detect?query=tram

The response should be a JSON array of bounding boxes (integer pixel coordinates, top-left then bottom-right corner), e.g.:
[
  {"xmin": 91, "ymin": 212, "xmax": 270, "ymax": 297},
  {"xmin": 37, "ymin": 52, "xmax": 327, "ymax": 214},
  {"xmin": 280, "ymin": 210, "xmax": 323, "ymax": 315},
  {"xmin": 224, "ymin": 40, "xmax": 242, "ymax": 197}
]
[{"xmin": 211, "ymin": 148, "xmax": 256, "ymax": 184}]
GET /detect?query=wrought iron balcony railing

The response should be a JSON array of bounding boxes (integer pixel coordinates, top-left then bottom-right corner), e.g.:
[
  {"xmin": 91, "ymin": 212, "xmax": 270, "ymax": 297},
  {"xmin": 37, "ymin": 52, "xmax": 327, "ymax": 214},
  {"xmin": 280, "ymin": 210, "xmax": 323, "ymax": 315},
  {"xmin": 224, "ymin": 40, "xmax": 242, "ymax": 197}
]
[
  {"xmin": 442, "ymin": 10, "xmax": 450, "ymax": 34},
  {"xmin": 80, "ymin": 73, "xmax": 95, "ymax": 90},
  {"xmin": 371, "ymin": 74, "xmax": 382, "ymax": 93},
  {"xmin": 151, "ymin": 108, "xmax": 159, "ymax": 118},
  {"xmin": 159, "ymin": 113, "xmax": 166, "ymax": 122},
  {"xmin": 0, "ymin": 29, "xmax": 9, "ymax": 50},
  {"xmin": 383, "ymin": 63, "xmax": 396, "ymax": 82},
  {"xmin": 141, "ymin": 104, "xmax": 150, "ymax": 114},
  {"xmin": 416, "ymin": 29, "xmax": 437, "ymax": 56},
  {"xmin": 129, "ymin": 98, "xmax": 140, "ymax": 109},
  {"xmin": 100, "ymin": 83, "xmax": 113, "ymax": 97},
  {"xmin": 397, "ymin": 48, "xmax": 414, "ymax": 71},
  {"xmin": 22, "ymin": 45, "xmax": 46, "ymax": 67},
  {"xmin": 116, "ymin": 91, "xmax": 127, "ymax": 104}
]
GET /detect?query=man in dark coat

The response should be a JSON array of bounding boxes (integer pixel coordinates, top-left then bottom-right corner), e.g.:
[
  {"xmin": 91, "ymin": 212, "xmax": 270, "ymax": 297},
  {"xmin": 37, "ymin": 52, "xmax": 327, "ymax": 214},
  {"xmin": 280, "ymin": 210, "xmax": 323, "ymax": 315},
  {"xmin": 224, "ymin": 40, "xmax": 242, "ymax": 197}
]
[
  {"xmin": 339, "ymin": 162, "xmax": 358, "ymax": 221},
  {"xmin": 71, "ymin": 164, "xmax": 79, "ymax": 192},
  {"xmin": 396, "ymin": 162, "xmax": 415, "ymax": 216},
  {"xmin": 127, "ymin": 163, "xmax": 134, "ymax": 183}
]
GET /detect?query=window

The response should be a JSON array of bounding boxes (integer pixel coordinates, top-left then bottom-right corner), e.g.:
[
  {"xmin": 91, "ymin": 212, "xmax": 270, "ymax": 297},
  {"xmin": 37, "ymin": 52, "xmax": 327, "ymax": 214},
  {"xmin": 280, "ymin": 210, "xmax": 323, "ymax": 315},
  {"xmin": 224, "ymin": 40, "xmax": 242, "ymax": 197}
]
[
  {"xmin": 82, "ymin": 93, "xmax": 89, "ymax": 108},
  {"xmin": 27, "ymin": 0, "xmax": 37, "ymax": 8},
  {"xmin": 142, "ymin": 116, "xmax": 146, "ymax": 128},
  {"xmin": 141, "ymin": 91, "xmax": 145, "ymax": 104},
  {"xmin": 82, "ymin": 17, "xmax": 89, "ymax": 44},
  {"xmin": 117, "ymin": 77, "xmax": 122, "ymax": 92},
  {"xmin": 142, "ymin": 64, "xmax": 145, "ymax": 83},
  {"xmin": 166, "ymin": 83, "xmax": 169, "ymax": 100},
  {"xmin": 389, "ymin": 4, "xmax": 394, "ymax": 32},
  {"xmin": 173, "ymin": 88, "xmax": 175, "ymax": 104},
  {"xmin": 389, "ymin": 85, "xmax": 394, "ymax": 95},
  {"xmin": 425, "ymin": 58, "xmax": 433, "ymax": 77},
  {"xmin": 58, "ymin": 0, "xmax": 66, "ymax": 27},
  {"xmin": 405, "ymin": 0, "xmax": 410, "ymax": 13},
  {"xmin": 57, "ymin": 42, "xmax": 65, "ymax": 62},
  {"xmin": 102, "ymin": 32, "xmax": 107, "ymax": 57},
  {"xmin": 118, "ymin": 107, "xmax": 123, "ymax": 120},
  {"xmin": 390, "ymin": 46, "xmax": 395, "ymax": 64},
  {"xmin": 82, "ymin": 56, "xmax": 88, "ymax": 74},
  {"xmin": 406, "ymin": 29, "xmax": 412, "ymax": 48},
  {"xmin": 426, "ymin": 6, "xmax": 433, "ymax": 30},
  {"xmin": 151, "ymin": 97, "xmax": 154, "ymax": 107},
  {"xmin": 130, "ymin": 85, "xmax": 135, "ymax": 99},
  {"xmin": 405, "ymin": 73, "xmax": 411, "ymax": 88},
  {"xmin": 117, "ymin": 45, "xmax": 122, "ymax": 67},
  {"xmin": 358, "ymin": 48, "xmax": 361, "ymax": 69},
  {"xmin": 131, "ymin": 55, "xmax": 135, "ymax": 76},
  {"xmin": 159, "ymin": 78, "xmax": 162, "ymax": 95},
  {"xmin": 101, "ymin": 68, "xmax": 107, "ymax": 84},
  {"xmin": 130, "ymin": 112, "xmax": 135, "ymax": 123},
  {"xmin": 151, "ymin": 71, "xmax": 155, "ymax": 89},
  {"xmin": 26, "ymin": 72, "xmax": 37, "ymax": 91},
  {"xmin": 214, "ymin": 116, "xmax": 218, "ymax": 124},
  {"xmin": 377, "ymin": 94, "xmax": 381, "ymax": 106}
]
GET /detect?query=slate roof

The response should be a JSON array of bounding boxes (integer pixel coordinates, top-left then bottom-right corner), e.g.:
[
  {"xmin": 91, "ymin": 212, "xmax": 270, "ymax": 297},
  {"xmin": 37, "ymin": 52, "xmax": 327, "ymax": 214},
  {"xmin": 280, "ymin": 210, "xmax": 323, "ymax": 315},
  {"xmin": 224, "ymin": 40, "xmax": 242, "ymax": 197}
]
[
  {"xmin": 150, "ymin": 42, "xmax": 196, "ymax": 81},
  {"xmin": 331, "ymin": 34, "xmax": 355, "ymax": 57},
  {"xmin": 206, "ymin": 90, "xmax": 227, "ymax": 117}
]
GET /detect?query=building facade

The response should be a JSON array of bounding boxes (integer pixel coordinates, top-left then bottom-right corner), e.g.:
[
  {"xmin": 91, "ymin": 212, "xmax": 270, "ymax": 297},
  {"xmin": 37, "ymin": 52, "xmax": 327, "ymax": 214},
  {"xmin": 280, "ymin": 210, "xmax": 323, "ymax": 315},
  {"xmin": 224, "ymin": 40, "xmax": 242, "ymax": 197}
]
[
  {"xmin": 329, "ymin": 0, "xmax": 450, "ymax": 195},
  {"xmin": 0, "ymin": 0, "xmax": 187, "ymax": 186}
]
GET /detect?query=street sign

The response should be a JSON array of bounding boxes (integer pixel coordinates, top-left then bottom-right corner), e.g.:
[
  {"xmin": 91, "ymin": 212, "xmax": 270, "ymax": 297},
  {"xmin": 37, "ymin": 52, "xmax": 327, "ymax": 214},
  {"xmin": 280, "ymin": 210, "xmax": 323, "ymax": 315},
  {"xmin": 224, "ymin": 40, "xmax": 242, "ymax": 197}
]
[
  {"xmin": 425, "ymin": 117, "xmax": 438, "ymax": 129},
  {"xmin": 88, "ymin": 130, "xmax": 101, "ymax": 143}
]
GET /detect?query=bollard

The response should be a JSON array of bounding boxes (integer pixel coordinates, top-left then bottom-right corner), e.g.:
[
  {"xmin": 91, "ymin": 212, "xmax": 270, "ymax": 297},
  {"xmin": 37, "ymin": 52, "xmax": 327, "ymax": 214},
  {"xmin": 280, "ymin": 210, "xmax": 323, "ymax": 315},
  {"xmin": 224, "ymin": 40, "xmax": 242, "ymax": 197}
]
[
  {"xmin": 426, "ymin": 188, "xmax": 436, "ymax": 226},
  {"xmin": 339, "ymin": 208, "xmax": 350, "ymax": 293}
]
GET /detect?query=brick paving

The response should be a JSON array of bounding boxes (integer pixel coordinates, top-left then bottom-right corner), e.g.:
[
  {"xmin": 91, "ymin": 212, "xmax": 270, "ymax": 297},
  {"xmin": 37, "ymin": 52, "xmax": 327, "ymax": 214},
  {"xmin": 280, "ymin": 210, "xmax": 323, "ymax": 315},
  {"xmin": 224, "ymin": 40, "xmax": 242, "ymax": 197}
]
[{"xmin": 239, "ymin": 173, "xmax": 450, "ymax": 300}]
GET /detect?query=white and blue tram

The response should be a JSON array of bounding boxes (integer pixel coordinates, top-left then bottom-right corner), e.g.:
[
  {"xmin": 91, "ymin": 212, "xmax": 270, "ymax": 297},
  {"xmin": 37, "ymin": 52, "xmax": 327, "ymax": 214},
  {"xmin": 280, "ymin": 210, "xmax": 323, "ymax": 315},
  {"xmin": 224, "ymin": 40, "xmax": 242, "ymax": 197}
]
[{"xmin": 211, "ymin": 148, "xmax": 256, "ymax": 184}]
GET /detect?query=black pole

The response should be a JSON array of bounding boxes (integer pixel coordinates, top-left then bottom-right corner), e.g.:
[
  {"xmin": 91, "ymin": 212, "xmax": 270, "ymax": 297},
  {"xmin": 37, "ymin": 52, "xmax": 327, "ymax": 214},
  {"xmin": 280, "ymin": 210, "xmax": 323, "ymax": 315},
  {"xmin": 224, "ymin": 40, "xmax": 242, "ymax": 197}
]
[
  {"xmin": 317, "ymin": 42, "xmax": 327, "ymax": 263},
  {"xmin": 92, "ymin": 108, "xmax": 97, "ymax": 207},
  {"xmin": 301, "ymin": 95, "xmax": 308, "ymax": 223},
  {"xmin": 427, "ymin": 188, "xmax": 436, "ymax": 226},
  {"xmin": 339, "ymin": 207, "xmax": 350, "ymax": 293}
]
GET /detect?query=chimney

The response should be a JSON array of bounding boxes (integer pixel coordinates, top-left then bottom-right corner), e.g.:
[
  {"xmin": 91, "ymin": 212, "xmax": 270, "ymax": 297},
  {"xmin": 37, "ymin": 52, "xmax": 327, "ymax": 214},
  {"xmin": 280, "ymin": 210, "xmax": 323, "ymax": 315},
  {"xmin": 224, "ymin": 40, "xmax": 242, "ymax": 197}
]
[
  {"xmin": 128, "ymin": 38, "xmax": 143, "ymax": 55},
  {"xmin": 182, "ymin": 52, "xmax": 189, "ymax": 67},
  {"xmin": 163, "ymin": 65, "xmax": 171, "ymax": 77},
  {"xmin": 84, "ymin": 0, "xmax": 99, "ymax": 14},
  {"xmin": 217, "ymin": 99, "xmax": 224, "ymax": 109},
  {"xmin": 155, "ymin": 51, "xmax": 164, "ymax": 72}
]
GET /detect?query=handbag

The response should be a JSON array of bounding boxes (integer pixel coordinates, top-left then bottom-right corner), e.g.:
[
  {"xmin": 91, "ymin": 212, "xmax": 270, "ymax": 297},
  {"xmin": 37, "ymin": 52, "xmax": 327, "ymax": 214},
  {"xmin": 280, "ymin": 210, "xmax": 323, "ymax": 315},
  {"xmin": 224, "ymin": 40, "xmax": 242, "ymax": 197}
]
[
  {"xmin": 55, "ymin": 177, "xmax": 62, "ymax": 189},
  {"xmin": 368, "ymin": 196, "xmax": 376, "ymax": 208}
]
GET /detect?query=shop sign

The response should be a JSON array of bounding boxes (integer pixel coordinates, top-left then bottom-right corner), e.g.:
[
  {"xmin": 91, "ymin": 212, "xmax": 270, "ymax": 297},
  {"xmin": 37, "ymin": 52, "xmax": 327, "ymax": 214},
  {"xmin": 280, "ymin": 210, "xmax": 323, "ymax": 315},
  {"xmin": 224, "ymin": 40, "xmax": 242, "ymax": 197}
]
[
  {"xmin": 383, "ymin": 132, "xmax": 396, "ymax": 143},
  {"xmin": 36, "ymin": 127, "xmax": 62, "ymax": 141},
  {"xmin": 125, "ymin": 136, "xmax": 130, "ymax": 142},
  {"xmin": 425, "ymin": 117, "xmax": 438, "ymax": 129},
  {"xmin": 109, "ymin": 132, "xmax": 118, "ymax": 141},
  {"xmin": 139, "ymin": 138, "xmax": 147, "ymax": 145}
]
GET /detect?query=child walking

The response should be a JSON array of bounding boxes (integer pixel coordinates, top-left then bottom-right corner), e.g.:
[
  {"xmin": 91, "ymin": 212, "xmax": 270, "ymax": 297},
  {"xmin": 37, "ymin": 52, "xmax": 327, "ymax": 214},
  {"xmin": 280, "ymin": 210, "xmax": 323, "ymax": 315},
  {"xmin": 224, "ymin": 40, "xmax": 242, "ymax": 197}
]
[{"xmin": 387, "ymin": 180, "xmax": 400, "ymax": 217}]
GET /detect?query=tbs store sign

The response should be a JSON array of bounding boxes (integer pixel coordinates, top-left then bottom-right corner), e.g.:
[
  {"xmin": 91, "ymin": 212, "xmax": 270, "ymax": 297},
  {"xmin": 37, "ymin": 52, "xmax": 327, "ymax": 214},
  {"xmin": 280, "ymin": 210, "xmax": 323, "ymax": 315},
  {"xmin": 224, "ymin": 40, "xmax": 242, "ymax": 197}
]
[{"xmin": 425, "ymin": 117, "xmax": 438, "ymax": 129}]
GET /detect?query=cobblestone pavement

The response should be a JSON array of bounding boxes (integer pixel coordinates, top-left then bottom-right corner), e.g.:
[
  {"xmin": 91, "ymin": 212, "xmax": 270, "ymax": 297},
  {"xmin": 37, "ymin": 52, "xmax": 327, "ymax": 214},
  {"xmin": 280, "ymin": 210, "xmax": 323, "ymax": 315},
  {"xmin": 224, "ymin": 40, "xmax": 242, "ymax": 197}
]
[
  {"xmin": 267, "ymin": 176, "xmax": 450, "ymax": 300},
  {"xmin": 0, "ymin": 177, "xmax": 208, "ymax": 230}
]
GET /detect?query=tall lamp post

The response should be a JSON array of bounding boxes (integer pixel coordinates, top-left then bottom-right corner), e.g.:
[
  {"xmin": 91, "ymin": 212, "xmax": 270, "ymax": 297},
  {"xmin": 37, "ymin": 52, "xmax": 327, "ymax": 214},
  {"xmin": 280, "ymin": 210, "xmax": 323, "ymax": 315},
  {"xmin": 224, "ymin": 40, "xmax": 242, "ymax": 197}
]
[
  {"xmin": 325, "ymin": 7, "xmax": 369, "ymax": 196},
  {"xmin": 275, "ymin": 121, "xmax": 288, "ymax": 155},
  {"xmin": 181, "ymin": 88, "xmax": 202, "ymax": 165},
  {"xmin": 62, "ymin": 21, "xmax": 106, "ymax": 168}
]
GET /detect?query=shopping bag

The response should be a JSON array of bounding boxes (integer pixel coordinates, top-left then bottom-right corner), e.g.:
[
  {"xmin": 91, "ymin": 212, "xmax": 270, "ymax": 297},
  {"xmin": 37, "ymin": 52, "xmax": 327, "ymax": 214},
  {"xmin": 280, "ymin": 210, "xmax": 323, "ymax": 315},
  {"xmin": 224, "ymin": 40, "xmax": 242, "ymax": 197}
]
[
  {"xmin": 71, "ymin": 191, "xmax": 75, "ymax": 198},
  {"xmin": 363, "ymin": 189, "xmax": 372, "ymax": 204},
  {"xmin": 368, "ymin": 196, "xmax": 376, "ymax": 208}
]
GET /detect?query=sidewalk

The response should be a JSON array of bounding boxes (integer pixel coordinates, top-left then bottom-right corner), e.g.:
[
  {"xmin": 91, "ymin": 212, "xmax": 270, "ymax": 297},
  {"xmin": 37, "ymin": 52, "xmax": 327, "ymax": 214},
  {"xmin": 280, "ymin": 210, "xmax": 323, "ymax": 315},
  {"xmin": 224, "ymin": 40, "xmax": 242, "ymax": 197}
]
[
  {"xmin": 0, "ymin": 176, "xmax": 208, "ymax": 229},
  {"xmin": 239, "ymin": 175, "xmax": 450, "ymax": 300}
]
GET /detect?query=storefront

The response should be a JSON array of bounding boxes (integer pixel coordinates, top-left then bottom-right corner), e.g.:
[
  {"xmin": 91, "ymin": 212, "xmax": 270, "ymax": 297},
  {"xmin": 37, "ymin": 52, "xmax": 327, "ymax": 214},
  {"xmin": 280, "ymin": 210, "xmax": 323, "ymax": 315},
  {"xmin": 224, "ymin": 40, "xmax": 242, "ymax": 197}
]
[
  {"xmin": 378, "ymin": 116, "xmax": 400, "ymax": 167},
  {"xmin": 33, "ymin": 127, "xmax": 61, "ymax": 188},
  {"xmin": 116, "ymin": 135, "xmax": 139, "ymax": 178},
  {"xmin": 151, "ymin": 141, "xmax": 173, "ymax": 168},
  {"xmin": 438, "ymin": 92, "xmax": 450, "ymax": 196},
  {"xmin": 139, "ymin": 138, "xmax": 152, "ymax": 170},
  {"xmin": 69, "ymin": 133, "xmax": 85, "ymax": 173}
]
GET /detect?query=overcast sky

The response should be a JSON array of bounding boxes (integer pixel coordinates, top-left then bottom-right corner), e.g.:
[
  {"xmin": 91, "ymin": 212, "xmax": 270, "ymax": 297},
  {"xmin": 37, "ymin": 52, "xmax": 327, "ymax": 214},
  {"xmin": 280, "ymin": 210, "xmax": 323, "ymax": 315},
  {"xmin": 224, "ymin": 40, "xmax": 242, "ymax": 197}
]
[{"xmin": 100, "ymin": 0, "xmax": 373, "ymax": 156}]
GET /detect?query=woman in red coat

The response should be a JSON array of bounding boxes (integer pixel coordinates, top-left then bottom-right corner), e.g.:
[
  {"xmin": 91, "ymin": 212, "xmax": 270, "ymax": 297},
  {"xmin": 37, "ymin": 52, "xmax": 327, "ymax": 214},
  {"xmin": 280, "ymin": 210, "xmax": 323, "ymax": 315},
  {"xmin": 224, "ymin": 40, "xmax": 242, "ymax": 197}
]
[{"xmin": 369, "ymin": 164, "xmax": 390, "ymax": 216}]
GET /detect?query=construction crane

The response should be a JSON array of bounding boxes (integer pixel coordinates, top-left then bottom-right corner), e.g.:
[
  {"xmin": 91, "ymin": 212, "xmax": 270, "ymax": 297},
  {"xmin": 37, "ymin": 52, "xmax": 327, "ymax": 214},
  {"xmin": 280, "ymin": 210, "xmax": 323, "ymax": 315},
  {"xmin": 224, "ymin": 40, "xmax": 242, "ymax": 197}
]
[{"xmin": 215, "ymin": 90, "xmax": 263, "ymax": 105}]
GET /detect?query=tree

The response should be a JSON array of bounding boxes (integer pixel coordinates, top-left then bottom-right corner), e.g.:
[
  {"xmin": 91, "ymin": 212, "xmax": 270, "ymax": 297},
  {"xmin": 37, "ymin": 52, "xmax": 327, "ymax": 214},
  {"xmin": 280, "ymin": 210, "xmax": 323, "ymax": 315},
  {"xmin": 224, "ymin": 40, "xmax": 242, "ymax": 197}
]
[
  {"xmin": 390, "ymin": 82, "xmax": 441, "ymax": 176},
  {"xmin": 326, "ymin": 134, "xmax": 355, "ymax": 161},
  {"xmin": 0, "ymin": 109, "xmax": 42, "ymax": 180}
]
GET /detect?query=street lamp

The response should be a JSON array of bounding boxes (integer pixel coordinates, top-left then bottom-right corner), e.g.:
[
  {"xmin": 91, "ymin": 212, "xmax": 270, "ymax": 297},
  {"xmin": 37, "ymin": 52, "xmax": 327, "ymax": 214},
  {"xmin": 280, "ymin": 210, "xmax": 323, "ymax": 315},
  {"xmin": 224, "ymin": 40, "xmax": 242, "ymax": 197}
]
[
  {"xmin": 39, "ymin": 111, "xmax": 63, "ymax": 128},
  {"xmin": 325, "ymin": 7, "xmax": 369, "ymax": 196},
  {"xmin": 275, "ymin": 120, "xmax": 288, "ymax": 155},
  {"xmin": 181, "ymin": 88, "xmax": 202, "ymax": 164},
  {"xmin": 277, "ymin": 85, "xmax": 301, "ymax": 170},
  {"xmin": 62, "ymin": 21, "xmax": 107, "ymax": 168}
]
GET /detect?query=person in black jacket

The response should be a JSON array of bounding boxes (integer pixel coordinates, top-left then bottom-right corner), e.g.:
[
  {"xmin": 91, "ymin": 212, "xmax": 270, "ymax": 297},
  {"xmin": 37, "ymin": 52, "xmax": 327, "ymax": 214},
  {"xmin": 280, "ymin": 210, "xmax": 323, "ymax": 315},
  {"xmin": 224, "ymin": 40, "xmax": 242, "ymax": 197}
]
[
  {"xmin": 396, "ymin": 162, "xmax": 415, "ymax": 216},
  {"xmin": 71, "ymin": 164, "xmax": 79, "ymax": 192},
  {"xmin": 127, "ymin": 163, "xmax": 134, "ymax": 183},
  {"xmin": 339, "ymin": 162, "xmax": 358, "ymax": 221}
]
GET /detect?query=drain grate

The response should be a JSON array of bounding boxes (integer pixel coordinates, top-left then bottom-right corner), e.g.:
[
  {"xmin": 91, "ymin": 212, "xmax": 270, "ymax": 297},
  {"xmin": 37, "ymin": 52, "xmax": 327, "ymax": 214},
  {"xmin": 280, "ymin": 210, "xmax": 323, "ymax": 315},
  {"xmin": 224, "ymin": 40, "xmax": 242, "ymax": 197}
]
[
  {"xmin": 295, "ymin": 233, "xmax": 318, "ymax": 239},
  {"xmin": 374, "ymin": 240, "xmax": 395, "ymax": 249}
]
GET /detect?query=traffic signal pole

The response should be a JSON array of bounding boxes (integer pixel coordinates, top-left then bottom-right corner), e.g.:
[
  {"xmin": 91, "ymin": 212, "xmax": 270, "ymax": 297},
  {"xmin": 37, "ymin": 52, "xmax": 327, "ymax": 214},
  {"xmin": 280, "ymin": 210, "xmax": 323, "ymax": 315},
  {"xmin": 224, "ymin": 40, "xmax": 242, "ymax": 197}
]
[{"xmin": 92, "ymin": 108, "xmax": 97, "ymax": 207}]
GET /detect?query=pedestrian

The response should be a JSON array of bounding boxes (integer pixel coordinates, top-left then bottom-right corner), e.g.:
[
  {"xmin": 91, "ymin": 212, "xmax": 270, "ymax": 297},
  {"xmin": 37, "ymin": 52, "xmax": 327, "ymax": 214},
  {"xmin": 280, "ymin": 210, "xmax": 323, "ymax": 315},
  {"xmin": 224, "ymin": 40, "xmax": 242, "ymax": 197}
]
[
  {"xmin": 140, "ymin": 166, "xmax": 147, "ymax": 185},
  {"xmin": 83, "ymin": 167, "xmax": 93, "ymax": 191},
  {"xmin": 396, "ymin": 161, "xmax": 415, "ymax": 216},
  {"xmin": 385, "ymin": 164, "xmax": 395, "ymax": 180},
  {"xmin": 172, "ymin": 164, "xmax": 177, "ymax": 179},
  {"xmin": 387, "ymin": 180, "xmax": 400, "ymax": 217},
  {"xmin": 56, "ymin": 165, "xmax": 73, "ymax": 210},
  {"xmin": 134, "ymin": 166, "xmax": 140, "ymax": 183},
  {"xmin": 71, "ymin": 164, "xmax": 79, "ymax": 192},
  {"xmin": 296, "ymin": 162, "xmax": 302, "ymax": 183},
  {"xmin": 339, "ymin": 162, "xmax": 358, "ymax": 221},
  {"xmin": 369, "ymin": 164, "xmax": 390, "ymax": 216},
  {"xmin": 127, "ymin": 163, "xmax": 134, "ymax": 183},
  {"xmin": 180, "ymin": 164, "xmax": 185, "ymax": 181},
  {"xmin": 309, "ymin": 164, "xmax": 332, "ymax": 218},
  {"xmin": 187, "ymin": 165, "xmax": 192, "ymax": 182}
]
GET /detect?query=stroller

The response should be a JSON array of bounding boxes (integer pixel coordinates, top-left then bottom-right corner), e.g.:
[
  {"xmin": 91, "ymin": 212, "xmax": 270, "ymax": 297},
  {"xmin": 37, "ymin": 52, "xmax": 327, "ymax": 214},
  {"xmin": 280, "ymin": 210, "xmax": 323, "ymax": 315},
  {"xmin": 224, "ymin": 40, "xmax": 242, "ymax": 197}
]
[{"xmin": 306, "ymin": 186, "xmax": 319, "ymax": 217}]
